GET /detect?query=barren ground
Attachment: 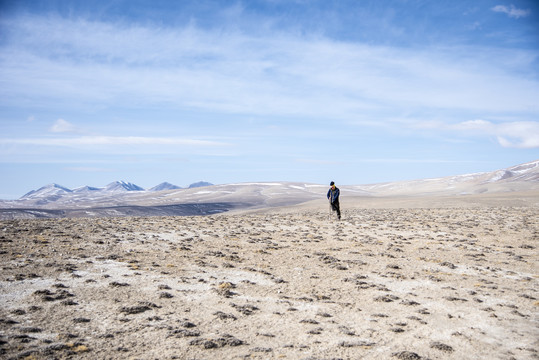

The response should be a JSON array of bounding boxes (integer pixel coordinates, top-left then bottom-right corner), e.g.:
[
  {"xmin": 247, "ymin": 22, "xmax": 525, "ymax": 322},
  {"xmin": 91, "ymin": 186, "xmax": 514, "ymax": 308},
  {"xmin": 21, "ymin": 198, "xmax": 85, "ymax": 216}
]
[{"xmin": 1, "ymin": 197, "xmax": 538, "ymax": 359}]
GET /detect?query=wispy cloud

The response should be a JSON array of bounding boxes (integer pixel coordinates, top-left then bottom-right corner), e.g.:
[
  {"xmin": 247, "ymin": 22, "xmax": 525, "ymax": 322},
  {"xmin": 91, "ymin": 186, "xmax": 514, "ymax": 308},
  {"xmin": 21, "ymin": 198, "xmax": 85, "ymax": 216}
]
[
  {"xmin": 353, "ymin": 158, "xmax": 475, "ymax": 164},
  {"xmin": 1, "ymin": 15, "xmax": 538, "ymax": 121},
  {"xmin": 0, "ymin": 136, "xmax": 228, "ymax": 147},
  {"xmin": 50, "ymin": 119, "xmax": 80, "ymax": 133},
  {"xmin": 496, "ymin": 122, "xmax": 539, "ymax": 148},
  {"xmin": 295, "ymin": 158, "xmax": 342, "ymax": 165},
  {"xmin": 64, "ymin": 166, "xmax": 113, "ymax": 172},
  {"xmin": 492, "ymin": 5, "xmax": 531, "ymax": 19},
  {"xmin": 453, "ymin": 120, "xmax": 539, "ymax": 148},
  {"xmin": 402, "ymin": 117, "xmax": 539, "ymax": 149}
]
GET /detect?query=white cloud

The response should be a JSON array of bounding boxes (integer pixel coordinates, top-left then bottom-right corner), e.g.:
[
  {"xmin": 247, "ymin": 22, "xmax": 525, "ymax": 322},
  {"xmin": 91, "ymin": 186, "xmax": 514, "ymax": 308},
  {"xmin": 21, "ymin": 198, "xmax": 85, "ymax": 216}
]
[
  {"xmin": 492, "ymin": 5, "xmax": 531, "ymax": 19},
  {"xmin": 0, "ymin": 135, "xmax": 234, "ymax": 160},
  {"xmin": 453, "ymin": 119, "xmax": 494, "ymax": 131},
  {"xmin": 65, "ymin": 166, "xmax": 112, "ymax": 172},
  {"xmin": 295, "ymin": 158, "xmax": 340, "ymax": 165},
  {"xmin": 0, "ymin": 136, "xmax": 227, "ymax": 147},
  {"xmin": 50, "ymin": 118, "xmax": 79, "ymax": 133},
  {"xmin": 453, "ymin": 120, "xmax": 539, "ymax": 148},
  {"xmin": 1, "ymin": 15, "xmax": 538, "ymax": 121},
  {"xmin": 1, "ymin": 13, "xmax": 538, "ymax": 163},
  {"xmin": 496, "ymin": 122, "xmax": 539, "ymax": 148}
]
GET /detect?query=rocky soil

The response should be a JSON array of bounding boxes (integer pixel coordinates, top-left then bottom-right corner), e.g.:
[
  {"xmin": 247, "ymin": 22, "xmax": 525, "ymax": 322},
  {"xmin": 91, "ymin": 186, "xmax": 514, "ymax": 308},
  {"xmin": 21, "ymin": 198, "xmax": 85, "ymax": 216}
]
[{"xmin": 1, "ymin": 204, "xmax": 538, "ymax": 359}]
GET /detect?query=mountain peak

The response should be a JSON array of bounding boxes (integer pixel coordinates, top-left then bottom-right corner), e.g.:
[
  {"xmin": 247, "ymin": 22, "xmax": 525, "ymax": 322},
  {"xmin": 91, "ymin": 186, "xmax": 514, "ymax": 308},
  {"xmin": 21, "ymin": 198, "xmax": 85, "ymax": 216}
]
[
  {"xmin": 20, "ymin": 183, "xmax": 72, "ymax": 200},
  {"xmin": 104, "ymin": 181, "xmax": 145, "ymax": 192},
  {"xmin": 188, "ymin": 181, "xmax": 214, "ymax": 189},
  {"xmin": 73, "ymin": 185, "xmax": 101, "ymax": 193},
  {"xmin": 149, "ymin": 182, "xmax": 181, "ymax": 191}
]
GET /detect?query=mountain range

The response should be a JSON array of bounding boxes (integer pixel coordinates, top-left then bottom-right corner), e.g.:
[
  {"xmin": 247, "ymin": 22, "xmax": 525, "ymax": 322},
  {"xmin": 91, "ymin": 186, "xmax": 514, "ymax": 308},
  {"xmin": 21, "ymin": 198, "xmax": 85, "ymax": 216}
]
[
  {"xmin": 20, "ymin": 180, "xmax": 212, "ymax": 200},
  {"xmin": 0, "ymin": 160, "xmax": 537, "ymax": 219}
]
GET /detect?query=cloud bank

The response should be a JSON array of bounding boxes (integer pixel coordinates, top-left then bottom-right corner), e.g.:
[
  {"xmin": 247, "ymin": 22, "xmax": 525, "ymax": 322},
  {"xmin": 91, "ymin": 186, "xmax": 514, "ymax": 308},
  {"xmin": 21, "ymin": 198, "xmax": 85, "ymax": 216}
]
[{"xmin": 1, "ymin": 14, "xmax": 538, "ymax": 121}]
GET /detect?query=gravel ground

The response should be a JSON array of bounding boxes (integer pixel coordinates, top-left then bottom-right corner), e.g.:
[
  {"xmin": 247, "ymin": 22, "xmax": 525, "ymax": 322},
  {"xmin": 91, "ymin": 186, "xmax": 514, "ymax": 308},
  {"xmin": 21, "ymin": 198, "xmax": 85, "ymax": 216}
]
[{"xmin": 1, "ymin": 203, "xmax": 538, "ymax": 359}]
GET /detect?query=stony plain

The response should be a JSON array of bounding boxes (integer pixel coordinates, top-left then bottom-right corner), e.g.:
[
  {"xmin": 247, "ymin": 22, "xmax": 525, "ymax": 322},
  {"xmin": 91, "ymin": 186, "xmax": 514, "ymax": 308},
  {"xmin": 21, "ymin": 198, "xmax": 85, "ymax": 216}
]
[{"xmin": 1, "ymin": 191, "xmax": 538, "ymax": 360}]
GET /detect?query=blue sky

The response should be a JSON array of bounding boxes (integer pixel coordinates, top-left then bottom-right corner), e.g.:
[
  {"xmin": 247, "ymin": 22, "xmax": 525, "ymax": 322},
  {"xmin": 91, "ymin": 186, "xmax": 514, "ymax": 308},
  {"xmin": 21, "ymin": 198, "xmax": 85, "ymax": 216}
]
[{"xmin": 1, "ymin": 0, "xmax": 538, "ymax": 199}]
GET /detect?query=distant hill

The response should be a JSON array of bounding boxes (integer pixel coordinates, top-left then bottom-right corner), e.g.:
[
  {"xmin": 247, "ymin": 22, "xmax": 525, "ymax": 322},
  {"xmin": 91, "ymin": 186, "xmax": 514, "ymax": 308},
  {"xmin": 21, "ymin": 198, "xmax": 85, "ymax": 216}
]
[
  {"xmin": 21, "ymin": 184, "xmax": 72, "ymax": 202},
  {"xmin": 358, "ymin": 159, "xmax": 539, "ymax": 196},
  {"xmin": 104, "ymin": 181, "xmax": 145, "ymax": 192},
  {"xmin": 149, "ymin": 182, "xmax": 181, "ymax": 191},
  {"xmin": 73, "ymin": 186, "xmax": 101, "ymax": 193},
  {"xmin": 188, "ymin": 181, "xmax": 214, "ymax": 188}
]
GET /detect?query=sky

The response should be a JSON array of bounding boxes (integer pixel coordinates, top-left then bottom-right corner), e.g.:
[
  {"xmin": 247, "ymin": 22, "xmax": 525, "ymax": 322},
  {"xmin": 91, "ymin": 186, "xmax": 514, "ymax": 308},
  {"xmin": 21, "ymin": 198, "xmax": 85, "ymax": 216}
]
[{"xmin": 1, "ymin": 0, "xmax": 538, "ymax": 199}]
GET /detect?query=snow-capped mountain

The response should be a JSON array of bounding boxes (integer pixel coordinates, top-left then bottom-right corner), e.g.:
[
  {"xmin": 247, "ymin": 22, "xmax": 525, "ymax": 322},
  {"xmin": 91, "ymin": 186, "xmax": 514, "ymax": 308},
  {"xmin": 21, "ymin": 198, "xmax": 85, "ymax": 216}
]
[
  {"xmin": 188, "ymin": 181, "xmax": 214, "ymax": 188},
  {"xmin": 482, "ymin": 160, "xmax": 539, "ymax": 183},
  {"xmin": 73, "ymin": 186, "xmax": 102, "ymax": 193},
  {"xmin": 1, "ymin": 160, "xmax": 537, "ymax": 219},
  {"xmin": 358, "ymin": 159, "xmax": 539, "ymax": 196},
  {"xmin": 14, "ymin": 181, "xmax": 145, "ymax": 205},
  {"xmin": 15, "ymin": 180, "xmax": 216, "ymax": 202},
  {"xmin": 12, "ymin": 160, "xmax": 539, "ymax": 204},
  {"xmin": 21, "ymin": 184, "xmax": 73, "ymax": 200},
  {"xmin": 149, "ymin": 182, "xmax": 181, "ymax": 191},
  {"xmin": 104, "ymin": 181, "xmax": 145, "ymax": 192}
]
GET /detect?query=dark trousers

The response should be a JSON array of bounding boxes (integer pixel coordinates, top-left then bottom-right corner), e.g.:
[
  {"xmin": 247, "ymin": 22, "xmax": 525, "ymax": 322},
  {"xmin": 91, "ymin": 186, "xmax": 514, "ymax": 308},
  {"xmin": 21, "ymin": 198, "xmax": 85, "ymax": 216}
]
[{"xmin": 331, "ymin": 200, "xmax": 341, "ymax": 219}]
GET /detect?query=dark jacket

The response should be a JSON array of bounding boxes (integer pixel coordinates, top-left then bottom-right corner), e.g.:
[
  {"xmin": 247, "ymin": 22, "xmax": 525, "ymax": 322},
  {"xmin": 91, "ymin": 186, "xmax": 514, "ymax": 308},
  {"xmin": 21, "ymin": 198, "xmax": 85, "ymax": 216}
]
[{"xmin": 327, "ymin": 187, "xmax": 340, "ymax": 203}]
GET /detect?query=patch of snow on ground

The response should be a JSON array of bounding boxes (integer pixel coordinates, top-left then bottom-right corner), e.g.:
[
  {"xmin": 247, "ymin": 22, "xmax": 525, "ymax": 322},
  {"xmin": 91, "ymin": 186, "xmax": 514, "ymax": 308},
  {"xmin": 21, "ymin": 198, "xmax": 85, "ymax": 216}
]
[
  {"xmin": 0, "ymin": 278, "xmax": 56, "ymax": 308},
  {"xmin": 228, "ymin": 182, "xmax": 283, "ymax": 186},
  {"xmin": 487, "ymin": 171, "xmax": 507, "ymax": 183}
]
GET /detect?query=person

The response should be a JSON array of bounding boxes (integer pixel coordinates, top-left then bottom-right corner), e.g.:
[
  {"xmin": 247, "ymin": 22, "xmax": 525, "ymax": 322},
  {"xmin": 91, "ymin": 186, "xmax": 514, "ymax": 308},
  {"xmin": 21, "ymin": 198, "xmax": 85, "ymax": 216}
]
[{"xmin": 327, "ymin": 181, "xmax": 341, "ymax": 220}]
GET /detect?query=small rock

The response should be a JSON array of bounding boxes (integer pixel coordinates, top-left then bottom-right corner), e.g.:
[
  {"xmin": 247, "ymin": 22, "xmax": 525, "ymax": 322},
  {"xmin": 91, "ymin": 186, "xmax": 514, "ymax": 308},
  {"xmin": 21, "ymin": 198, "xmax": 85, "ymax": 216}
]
[
  {"xmin": 440, "ymin": 262, "xmax": 457, "ymax": 269},
  {"xmin": 181, "ymin": 321, "xmax": 196, "ymax": 328},
  {"xmin": 119, "ymin": 305, "xmax": 152, "ymax": 314},
  {"xmin": 430, "ymin": 341, "xmax": 454, "ymax": 352},
  {"xmin": 61, "ymin": 299, "xmax": 78, "ymax": 306},
  {"xmin": 251, "ymin": 347, "xmax": 273, "ymax": 352},
  {"xmin": 73, "ymin": 318, "xmax": 91, "ymax": 323},
  {"xmin": 20, "ymin": 327, "xmax": 42, "ymax": 333},
  {"xmin": 339, "ymin": 340, "xmax": 375, "ymax": 347},
  {"xmin": 307, "ymin": 327, "xmax": 323, "ymax": 334},
  {"xmin": 169, "ymin": 329, "xmax": 201, "ymax": 337},
  {"xmin": 444, "ymin": 296, "xmax": 468, "ymax": 302},
  {"xmin": 375, "ymin": 295, "xmax": 400, "ymax": 302},
  {"xmin": 401, "ymin": 300, "xmax": 420, "ymax": 306},
  {"xmin": 392, "ymin": 351, "xmax": 422, "ymax": 359},
  {"xmin": 231, "ymin": 303, "xmax": 258, "ymax": 315},
  {"xmin": 189, "ymin": 334, "xmax": 245, "ymax": 348}
]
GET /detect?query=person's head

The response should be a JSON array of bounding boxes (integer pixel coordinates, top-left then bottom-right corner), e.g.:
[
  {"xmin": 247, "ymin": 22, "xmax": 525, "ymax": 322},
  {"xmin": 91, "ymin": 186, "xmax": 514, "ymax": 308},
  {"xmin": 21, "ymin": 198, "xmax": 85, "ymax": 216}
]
[{"xmin": 330, "ymin": 181, "xmax": 335, "ymax": 189}]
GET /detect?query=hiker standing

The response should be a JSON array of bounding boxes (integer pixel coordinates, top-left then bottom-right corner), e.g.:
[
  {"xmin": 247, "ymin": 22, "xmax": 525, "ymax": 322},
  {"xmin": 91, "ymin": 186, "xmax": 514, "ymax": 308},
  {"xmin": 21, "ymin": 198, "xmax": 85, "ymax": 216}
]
[{"xmin": 327, "ymin": 181, "xmax": 341, "ymax": 220}]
